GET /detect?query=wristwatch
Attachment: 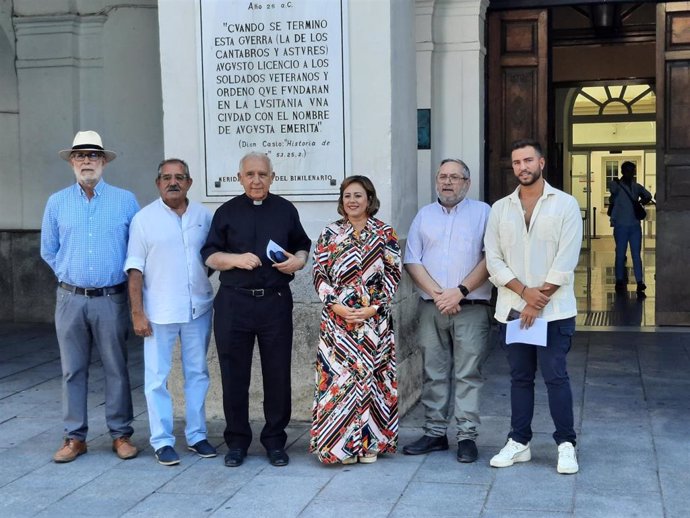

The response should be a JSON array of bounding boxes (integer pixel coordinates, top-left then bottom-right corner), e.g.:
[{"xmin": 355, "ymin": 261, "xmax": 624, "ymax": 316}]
[{"xmin": 458, "ymin": 284, "xmax": 470, "ymax": 297}]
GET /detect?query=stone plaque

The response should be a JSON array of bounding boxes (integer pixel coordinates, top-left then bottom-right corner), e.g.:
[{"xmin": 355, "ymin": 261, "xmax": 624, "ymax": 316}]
[{"xmin": 199, "ymin": 0, "xmax": 349, "ymax": 199}]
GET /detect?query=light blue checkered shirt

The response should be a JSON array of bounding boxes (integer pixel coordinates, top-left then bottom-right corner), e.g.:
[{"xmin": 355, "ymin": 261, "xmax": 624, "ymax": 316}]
[{"xmin": 41, "ymin": 180, "xmax": 139, "ymax": 288}]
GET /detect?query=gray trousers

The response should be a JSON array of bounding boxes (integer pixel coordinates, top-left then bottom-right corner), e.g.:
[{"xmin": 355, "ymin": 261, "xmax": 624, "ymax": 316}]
[
  {"xmin": 54, "ymin": 286, "xmax": 134, "ymax": 441},
  {"xmin": 418, "ymin": 301, "xmax": 491, "ymax": 441}
]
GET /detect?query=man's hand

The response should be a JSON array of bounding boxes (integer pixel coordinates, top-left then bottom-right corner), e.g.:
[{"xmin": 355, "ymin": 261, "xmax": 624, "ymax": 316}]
[
  {"xmin": 132, "ymin": 310, "xmax": 152, "ymax": 337},
  {"xmin": 519, "ymin": 305, "xmax": 540, "ymax": 329},
  {"xmin": 433, "ymin": 288, "xmax": 462, "ymax": 315},
  {"xmin": 234, "ymin": 252, "xmax": 262, "ymax": 270},
  {"xmin": 522, "ymin": 286, "xmax": 550, "ymax": 311},
  {"xmin": 272, "ymin": 251, "xmax": 306, "ymax": 275},
  {"xmin": 538, "ymin": 283, "xmax": 558, "ymax": 298}
]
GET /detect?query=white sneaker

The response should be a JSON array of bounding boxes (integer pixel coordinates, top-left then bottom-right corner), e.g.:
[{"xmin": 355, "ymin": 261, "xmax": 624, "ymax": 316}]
[
  {"xmin": 490, "ymin": 438, "xmax": 531, "ymax": 468},
  {"xmin": 557, "ymin": 442, "xmax": 578, "ymax": 474}
]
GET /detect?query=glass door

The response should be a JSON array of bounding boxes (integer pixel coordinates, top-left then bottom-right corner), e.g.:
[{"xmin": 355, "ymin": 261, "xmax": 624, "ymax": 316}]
[{"xmin": 570, "ymin": 152, "xmax": 591, "ymax": 250}]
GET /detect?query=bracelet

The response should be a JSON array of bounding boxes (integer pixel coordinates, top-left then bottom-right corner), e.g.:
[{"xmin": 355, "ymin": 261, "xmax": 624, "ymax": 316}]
[{"xmin": 520, "ymin": 285, "xmax": 527, "ymax": 298}]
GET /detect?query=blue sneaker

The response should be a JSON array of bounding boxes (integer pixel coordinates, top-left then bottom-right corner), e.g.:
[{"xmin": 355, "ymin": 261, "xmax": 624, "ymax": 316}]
[
  {"xmin": 188, "ymin": 439, "xmax": 217, "ymax": 458},
  {"xmin": 154, "ymin": 446, "xmax": 180, "ymax": 466}
]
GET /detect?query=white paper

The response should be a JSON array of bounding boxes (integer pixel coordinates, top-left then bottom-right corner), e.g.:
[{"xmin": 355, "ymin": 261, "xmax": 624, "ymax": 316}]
[
  {"xmin": 266, "ymin": 240, "xmax": 288, "ymax": 263},
  {"xmin": 506, "ymin": 318, "xmax": 548, "ymax": 347}
]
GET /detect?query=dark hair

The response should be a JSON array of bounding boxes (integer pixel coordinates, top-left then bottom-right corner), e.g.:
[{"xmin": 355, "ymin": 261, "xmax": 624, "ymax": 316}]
[
  {"xmin": 621, "ymin": 161, "xmax": 636, "ymax": 175},
  {"xmin": 157, "ymin": 158, "xmax": 190, "ymax": 178},
  {"xmin": 511, "ymin": 139, "xmax": 543, "ymax": 157},
  {"xmin": 337, "ymin": 175, "xmax": 380, "ymax": 217}
]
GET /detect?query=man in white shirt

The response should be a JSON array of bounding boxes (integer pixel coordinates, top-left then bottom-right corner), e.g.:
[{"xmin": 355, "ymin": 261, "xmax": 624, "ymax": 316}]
[
  {"xmin": 484, "ymin": 139, "xmax": 582, "ymax": 475},
  {"xmin": 403, "ymin": 158, "xmax": 492, "ymax": 463},
  {"xmin": 125, "ymin": 158, "xmax": 216, "ymax": 466}
]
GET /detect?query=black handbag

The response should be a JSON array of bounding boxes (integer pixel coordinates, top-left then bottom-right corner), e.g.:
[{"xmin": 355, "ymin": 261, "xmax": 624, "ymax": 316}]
[{"xmin": 619, "ymin": 184, "xmax": 646, "ymax": 220}]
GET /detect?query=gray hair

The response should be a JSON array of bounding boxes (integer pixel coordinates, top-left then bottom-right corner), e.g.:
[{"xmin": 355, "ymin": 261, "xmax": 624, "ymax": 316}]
[
  {"xmin": 157, "ymin": 158, "xmax": 190, "ymax": 178},
  {"xmin": 437, "ymin": 158, "xmax": 470, "ymax": 179},
  {"xmin": 239, "ymin": 151, "xmax": 273, "ymax": 173}
]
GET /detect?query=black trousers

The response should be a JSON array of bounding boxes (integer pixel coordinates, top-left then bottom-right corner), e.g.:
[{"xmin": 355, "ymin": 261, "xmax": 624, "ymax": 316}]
[{"xmin": 213, "ymin": 286, "xmax": 293, "ymax": 451}]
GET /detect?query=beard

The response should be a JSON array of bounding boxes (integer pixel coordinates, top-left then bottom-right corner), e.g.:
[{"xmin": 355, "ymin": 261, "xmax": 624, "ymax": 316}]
[{"xmin": 517, "ymin": 168, "xmax": 542, "ymax": 186}]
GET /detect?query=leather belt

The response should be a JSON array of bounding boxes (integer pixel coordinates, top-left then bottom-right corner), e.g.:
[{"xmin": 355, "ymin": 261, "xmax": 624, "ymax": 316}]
[
  {"xmin": 423, "ymin": 298, "xmax": 491, "ymax": 307},
  {"xmin": 234, "ymin": 287, "xmax": 281, "ymax": 298},
  {"xmin": 459, "ymin": 299, "xmax": 491, "ymax": 306},
  {"xmin": 59, "ymin": 281, "xmax": 126, "ymax": 297}
]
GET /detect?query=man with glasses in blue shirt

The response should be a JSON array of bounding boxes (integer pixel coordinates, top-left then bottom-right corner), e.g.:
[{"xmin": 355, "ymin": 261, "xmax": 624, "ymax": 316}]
[
  {"xmin": 403, "ymin": 158, "xmax": 492, "ymax": 463},
  {"xmin": 41, "ymin": 131, "xmax": 139, "ymax": 463}
]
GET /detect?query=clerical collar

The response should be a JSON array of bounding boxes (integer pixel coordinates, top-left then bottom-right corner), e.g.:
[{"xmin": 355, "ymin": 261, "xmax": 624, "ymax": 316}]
[{"xmin": 253, "ymin": 200, "xmax": 263, "ymax": 206}]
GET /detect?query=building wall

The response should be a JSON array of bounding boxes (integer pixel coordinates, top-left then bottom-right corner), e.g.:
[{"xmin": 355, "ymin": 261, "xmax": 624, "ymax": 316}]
[
  {"xmin": 1, "ymin": 0, "xmax": 492, "ymax": 421},
  {"xmin": 158, "ymin": 0, "xmax": 422, "ymax": 422},
  {"xmin": 1, "ymin": 0, "xmax": 164, "ymax": 320}
]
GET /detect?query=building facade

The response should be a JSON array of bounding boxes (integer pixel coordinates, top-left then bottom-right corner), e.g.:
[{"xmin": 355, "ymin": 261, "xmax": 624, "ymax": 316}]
[{"xmin": 2, "ymin": 0, "xmax": 688, "ymax": 419}]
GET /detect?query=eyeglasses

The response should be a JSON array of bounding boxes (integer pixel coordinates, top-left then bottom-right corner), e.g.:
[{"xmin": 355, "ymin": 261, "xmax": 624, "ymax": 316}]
[
  {"xmin": 71, "ymin": 152, "xmax": 104, "ymax": 162},
  {"xmin": 158, "ymin": 174, "xmax": 189, "ymax": 182},
  {"xmin": 437, "ymin": 174, "xmax": 469, "ymax": 183}
]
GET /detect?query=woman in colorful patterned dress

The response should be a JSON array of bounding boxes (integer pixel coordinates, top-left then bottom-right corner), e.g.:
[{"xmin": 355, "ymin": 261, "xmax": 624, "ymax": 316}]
[{"xmin": 310, "ymin": 175, "xmax": 402, "ymax": 465}]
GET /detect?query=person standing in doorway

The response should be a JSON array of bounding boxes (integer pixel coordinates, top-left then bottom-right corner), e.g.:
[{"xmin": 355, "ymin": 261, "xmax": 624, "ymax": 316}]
[
  {"xmin": 609, "ymin": 161, "xmax": 653, "ymax": 294},
  {"xmin": 126, "ymin": 158, "xmax": 216, "ymax": 466},
  {"xmin": 41, "ymin": 131, "xmax": 139, "ymax": 463},
  {"xmin": 484, "ymin": 139, "xmax": 582, "ymax": 475}
]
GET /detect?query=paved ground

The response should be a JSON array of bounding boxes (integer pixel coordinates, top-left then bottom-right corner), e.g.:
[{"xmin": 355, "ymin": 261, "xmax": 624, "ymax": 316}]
[{"xmin": 1, "ymin": 322, "xmax": 689, "ymax": 517}]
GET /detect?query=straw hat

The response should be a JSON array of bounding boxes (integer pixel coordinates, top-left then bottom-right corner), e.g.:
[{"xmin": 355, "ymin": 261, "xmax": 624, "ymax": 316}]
[{"xmin": 59, "ymin": 130, "xmax": 117, "ymax": 162}]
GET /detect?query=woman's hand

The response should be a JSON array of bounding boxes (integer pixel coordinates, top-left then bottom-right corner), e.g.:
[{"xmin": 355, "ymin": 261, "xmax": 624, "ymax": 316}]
[{"xmin": 331, "ymin": 304, "xmax": 377, "ymax": 324}]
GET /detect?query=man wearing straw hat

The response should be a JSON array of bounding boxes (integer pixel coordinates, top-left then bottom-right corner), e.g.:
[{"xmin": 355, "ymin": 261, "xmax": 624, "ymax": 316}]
[{"xmin": 41, "ymin": 130, "xmax": 140, "ymax": 463}]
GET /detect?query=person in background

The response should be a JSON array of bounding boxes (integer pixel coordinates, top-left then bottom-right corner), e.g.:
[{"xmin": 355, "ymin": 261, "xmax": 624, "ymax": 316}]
[
  {"xmin": 310, "ymin": 175, "xmax": 402, "ymax": 465},
  {"xmin": 608, "ymin": 161, "xmax": 653, "ymax": 293},
  {"xmin": 126, "ymin": 158, "xmax": 216, "ymax": 466},
  {"xmin": 41, "ymin": 130, "xmax": 139, "ymax": 463}
]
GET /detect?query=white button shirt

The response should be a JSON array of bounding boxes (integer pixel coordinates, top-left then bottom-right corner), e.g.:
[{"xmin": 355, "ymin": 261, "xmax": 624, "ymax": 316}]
[
  {"xmin": 125, "ymin": 198, "xmax": 213, "ymax": 324},
  {"xmin": 404, "ymin": 198, "xmax": 493, "ymax": 301},
  {"xmin": 484, "ymin": 181, "xmax": 582, "ymax": 323}
]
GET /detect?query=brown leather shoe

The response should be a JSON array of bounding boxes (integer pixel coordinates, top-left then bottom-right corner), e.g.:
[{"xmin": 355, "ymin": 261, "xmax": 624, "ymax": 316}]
[
  {"xmin": 53, "ymin": 438, "xmax": 87, "ymax": 463},
  {"xmin": 112, "ymin": 436, "xmax": 138, "ymax": 459}
]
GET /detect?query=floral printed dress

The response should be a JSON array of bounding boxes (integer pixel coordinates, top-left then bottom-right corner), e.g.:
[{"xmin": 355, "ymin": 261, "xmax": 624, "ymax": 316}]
[{"xmin": 310, "ymin": 217, "xmax": 402, "ymax": 463}]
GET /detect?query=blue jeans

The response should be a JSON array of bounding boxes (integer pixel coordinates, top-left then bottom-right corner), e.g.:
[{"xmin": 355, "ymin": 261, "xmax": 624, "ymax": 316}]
[
  {"xmin": 144, "ymin": 310, "xmax": 212, "ymax": 450},
  {"xmin": 613, "ymin": 224, "xmax": 643, "ymax": 283},
  {"xmin": 502, "ymin": 317, "xmax": 576, "ymax": 446}
]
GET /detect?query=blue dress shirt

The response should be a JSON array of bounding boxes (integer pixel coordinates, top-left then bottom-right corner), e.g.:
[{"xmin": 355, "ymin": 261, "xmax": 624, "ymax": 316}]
[{"xmin": 41, "ymin": 180, "xmax": 140, "ymax": 288}]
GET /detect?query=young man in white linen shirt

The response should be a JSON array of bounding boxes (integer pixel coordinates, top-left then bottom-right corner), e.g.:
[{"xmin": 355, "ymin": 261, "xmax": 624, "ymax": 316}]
[
  {"xmin": 403, "ymin": 158, "xmax": 492, "ymax": 464},
  {"xmin": 484, "ymin": 139, "xmax": 582, "ymax": 475},
  {"xmin": 125, "ymin": 158, "xmax": 216, "ymax": 466}
]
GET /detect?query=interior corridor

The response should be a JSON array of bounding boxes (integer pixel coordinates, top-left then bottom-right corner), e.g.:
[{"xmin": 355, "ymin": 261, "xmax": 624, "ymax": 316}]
[{"xmin": 576, "ymin": 235, "xmax": 656, "ymax": 327}]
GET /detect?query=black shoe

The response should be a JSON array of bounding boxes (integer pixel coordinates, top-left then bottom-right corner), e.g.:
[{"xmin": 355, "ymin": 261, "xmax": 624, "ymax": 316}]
[
  {"xmin": 402, "ymin": 435, "xmax": 449, "ymax": 455},
  {"xmin": 457, "ymin": 439, "xmax": 478, "ymax": 463},
  {"xmin": 636, "ymin": 282, "xmax": 646, "ymax": 293},
  {"xmin": 615, "ymin": 281, "xmax": 627, "ymax": 293},
  {"xmin": 267, "ymin": 448, "xmax": 289, "ymax": 467},
  {"xmin": 224, "ymin": 448, "xmax": 246, "ymax": 467}
]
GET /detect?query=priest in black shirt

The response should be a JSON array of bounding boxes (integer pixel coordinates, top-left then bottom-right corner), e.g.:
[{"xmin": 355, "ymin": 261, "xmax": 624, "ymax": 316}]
[{"xmin": 202, "ymin": 152, "xmax": 311, "ymax": 468}]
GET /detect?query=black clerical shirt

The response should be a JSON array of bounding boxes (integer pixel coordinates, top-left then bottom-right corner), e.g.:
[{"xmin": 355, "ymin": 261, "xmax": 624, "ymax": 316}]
[{"xmin": 201, "ymin": 193, "xmax": 311, "ymax": 288}]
